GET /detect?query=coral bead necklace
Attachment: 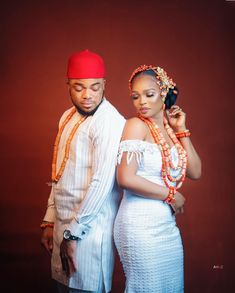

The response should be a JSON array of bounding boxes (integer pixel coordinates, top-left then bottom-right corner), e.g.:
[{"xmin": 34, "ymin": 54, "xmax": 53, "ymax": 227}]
[
  {"xmin": 51, "ymin": 107, "xmax": 87, "ymax": 183},
  {"xmin": 138, "ymin": 114, "xmax": 187, "ymax": 190}
]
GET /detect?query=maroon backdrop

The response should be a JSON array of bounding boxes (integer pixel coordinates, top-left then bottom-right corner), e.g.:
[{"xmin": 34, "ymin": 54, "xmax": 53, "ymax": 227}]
[{"xmin": 1, "ymin": 0, "xmax": 234, "ymax": 292}]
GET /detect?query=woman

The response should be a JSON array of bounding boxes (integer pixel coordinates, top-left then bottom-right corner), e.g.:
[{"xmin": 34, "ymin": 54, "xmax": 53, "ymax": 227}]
[{"xmin": 114, "ymin": 65, "xmax": 201, "ymax": 292}]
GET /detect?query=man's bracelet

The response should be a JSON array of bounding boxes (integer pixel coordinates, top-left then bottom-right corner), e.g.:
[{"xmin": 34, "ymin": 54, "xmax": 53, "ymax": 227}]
[{"xmin": 40, "ymin": 222, "xmax": 54, "ymax": 229}]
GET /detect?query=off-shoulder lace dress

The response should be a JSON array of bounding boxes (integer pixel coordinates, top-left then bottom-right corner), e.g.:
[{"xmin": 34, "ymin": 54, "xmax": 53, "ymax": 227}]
[{"xmin": 114, "ymin": 140, "xmax": 184, "ymax": 293}]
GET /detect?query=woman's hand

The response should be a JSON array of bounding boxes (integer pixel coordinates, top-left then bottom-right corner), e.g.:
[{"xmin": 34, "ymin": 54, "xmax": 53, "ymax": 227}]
[
  {"xmin": 166, "ymin": 105, "xmax": 186, "ymax": 132},
  {"xmin": 170, "ymin": 191, "xmax": 185, "ymax": 215},
  {"xmin": 166, "ymin": 105, "xmax": 202, "ymax": 180}
]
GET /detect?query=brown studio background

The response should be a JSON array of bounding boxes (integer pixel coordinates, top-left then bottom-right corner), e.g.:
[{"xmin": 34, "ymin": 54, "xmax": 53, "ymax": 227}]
[{"xmin": 1, "ymin": 0, "xmax": 235, "ymax": 292}]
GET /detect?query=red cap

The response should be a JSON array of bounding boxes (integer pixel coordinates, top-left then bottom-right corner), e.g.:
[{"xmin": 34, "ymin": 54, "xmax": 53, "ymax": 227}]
[{"xmin": 67, "ymin": 49, "xmax": 106, "ymax": 79}]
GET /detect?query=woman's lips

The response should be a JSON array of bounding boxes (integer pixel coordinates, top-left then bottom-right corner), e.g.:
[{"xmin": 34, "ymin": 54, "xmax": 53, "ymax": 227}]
[{"xmin": 139, "ymin": 107, "xmax": 150, "ymax": 114}]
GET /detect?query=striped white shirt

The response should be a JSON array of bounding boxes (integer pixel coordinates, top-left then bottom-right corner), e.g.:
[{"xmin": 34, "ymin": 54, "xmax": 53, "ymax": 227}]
[{"xmin": 43, "ymin": 99, "xmax": 125, "ymax": 291}]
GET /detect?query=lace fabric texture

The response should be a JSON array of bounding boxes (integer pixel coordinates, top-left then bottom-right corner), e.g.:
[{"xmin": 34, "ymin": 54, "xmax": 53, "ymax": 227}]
[
  {"xmin": 117, "ymin": 139, "xmax": 180, "ymax": 186},
  {"xmin": 114, "ymin": 139, "xmax": 184, "ymax": 293}
]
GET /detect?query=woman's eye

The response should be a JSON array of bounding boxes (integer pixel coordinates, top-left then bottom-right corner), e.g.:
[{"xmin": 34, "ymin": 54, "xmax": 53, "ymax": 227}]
[
  {"xmin": 146, "ymin": 93, "xmax": 154, "ymax": 97},
  {"xmin": 131, "ymin": 95, "xmax": 138, "ymax": 100}
]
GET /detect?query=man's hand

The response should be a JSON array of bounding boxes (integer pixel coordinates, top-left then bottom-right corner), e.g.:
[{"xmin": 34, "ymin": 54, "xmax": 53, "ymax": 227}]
[
  {"xmin": 41, "ymin": 226, "xmax": 54, "ymax": 255},
  {"xmin": 60, "ymin": 239, "xmax": 78, "ymax": 277}
]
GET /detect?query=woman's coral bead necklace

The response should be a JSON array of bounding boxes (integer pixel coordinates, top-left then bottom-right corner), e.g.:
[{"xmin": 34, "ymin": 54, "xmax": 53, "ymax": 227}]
[{"xmin": 138, "ymin": 115, "xmax": 187, "ymax": 190}]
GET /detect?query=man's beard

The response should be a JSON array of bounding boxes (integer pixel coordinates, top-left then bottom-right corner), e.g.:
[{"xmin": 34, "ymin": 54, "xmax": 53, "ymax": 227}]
[{"xmin": 73, "ymin": 94, "xmax": 104, "ymax": 116}]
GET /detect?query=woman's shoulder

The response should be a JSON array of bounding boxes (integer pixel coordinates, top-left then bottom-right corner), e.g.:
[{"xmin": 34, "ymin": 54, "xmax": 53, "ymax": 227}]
[
  {"xmin": 125, "ymin": 117, "xmax": 146, "ymax": 127},
  {"xmin": 122, "ymin": 117, "xmax": 148, "ymax": 140}
]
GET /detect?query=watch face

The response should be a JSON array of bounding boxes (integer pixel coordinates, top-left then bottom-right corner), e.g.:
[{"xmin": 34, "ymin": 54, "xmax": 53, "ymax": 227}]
[{"xmin": 64, "ymin": 230, "xmax": 71, "ymax": 239}]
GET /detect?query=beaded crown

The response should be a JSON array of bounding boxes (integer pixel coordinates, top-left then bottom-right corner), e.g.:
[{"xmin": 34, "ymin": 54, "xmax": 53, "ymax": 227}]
[{"xmin": 129, "ymin": 64, "xmax": 176, "ymax": 101}]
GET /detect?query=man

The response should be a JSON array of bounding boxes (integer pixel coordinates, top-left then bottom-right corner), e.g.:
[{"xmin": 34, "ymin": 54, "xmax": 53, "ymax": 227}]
[{"xmin": 41, "ymin": 49, "xmax": 125, "ymax": 293}]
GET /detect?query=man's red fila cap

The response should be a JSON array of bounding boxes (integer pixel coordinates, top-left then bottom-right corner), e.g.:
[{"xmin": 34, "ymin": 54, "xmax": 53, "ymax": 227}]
[{"xmin": 67, "ymin": 49, "xmax": 106, "ymax": 79}]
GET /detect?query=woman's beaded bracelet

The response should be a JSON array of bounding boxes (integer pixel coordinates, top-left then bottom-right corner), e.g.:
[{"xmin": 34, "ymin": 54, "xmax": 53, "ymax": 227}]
[
  {"xmin": 164, "ymin": 186, "xmax": 176, "ymax": 204},
  {"xmin": 175, "ymin": 129, "xmax": 191, "ymax": 138}
]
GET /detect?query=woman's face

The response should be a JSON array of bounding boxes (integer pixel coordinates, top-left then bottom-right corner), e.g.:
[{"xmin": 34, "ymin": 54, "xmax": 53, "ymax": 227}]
[{"xmin": 131, "ymin": 74, "xmax": 163, "ymax": 118}]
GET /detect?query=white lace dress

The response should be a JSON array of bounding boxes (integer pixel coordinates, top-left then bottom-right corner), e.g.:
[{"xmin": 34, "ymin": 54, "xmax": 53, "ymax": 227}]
[{"xmin": 114, "ymin": 140, "xmax": 184, "ymax": 293}]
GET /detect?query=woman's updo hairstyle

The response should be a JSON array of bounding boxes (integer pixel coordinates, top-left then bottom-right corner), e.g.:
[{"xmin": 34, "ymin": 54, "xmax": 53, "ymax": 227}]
[
  {"xmin": 129, "ymin": 65, "xmax": 178, "ymax": 110},
  {"xmin": 165, "ymin": 86, "xmax": 179, "ymax": 110}
]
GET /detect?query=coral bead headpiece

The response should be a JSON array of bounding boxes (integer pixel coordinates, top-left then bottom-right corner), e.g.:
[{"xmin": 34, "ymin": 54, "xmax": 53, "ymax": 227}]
[{"xmin": 129, "ymin": 65, "xmax": 176, "ymax": 101}]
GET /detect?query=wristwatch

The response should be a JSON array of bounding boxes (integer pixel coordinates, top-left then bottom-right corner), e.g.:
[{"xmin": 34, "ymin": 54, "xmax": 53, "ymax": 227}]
[{"xmin": 63, "ymin": 229, "xmax": 79, "ymax": 241}]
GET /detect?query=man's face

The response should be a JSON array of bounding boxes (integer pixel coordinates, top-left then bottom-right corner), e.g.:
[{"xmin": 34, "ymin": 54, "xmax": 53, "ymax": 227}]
[{"xmin": 68, "ymin": 78, "xmax": 105, "ymax": 114}]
